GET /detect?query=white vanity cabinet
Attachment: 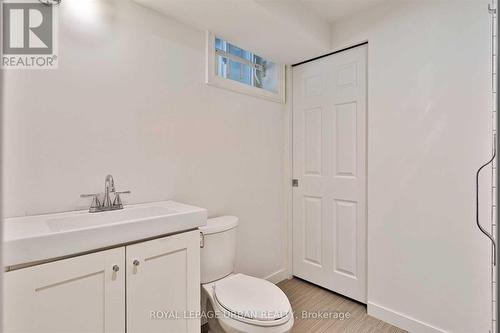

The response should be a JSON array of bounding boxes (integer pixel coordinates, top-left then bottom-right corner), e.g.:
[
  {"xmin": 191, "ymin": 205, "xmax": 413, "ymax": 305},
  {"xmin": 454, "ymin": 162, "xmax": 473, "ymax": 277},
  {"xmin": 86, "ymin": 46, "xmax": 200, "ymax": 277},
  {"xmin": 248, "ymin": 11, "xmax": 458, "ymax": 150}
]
[
  {"xmin": 126, "ymin": 230, "xmax": 200, "ymax": 333},
  {"xmin": 4, "ymin": 247, "xmax": 126, "ymax": 333},
  {"xmin": 4, "ymin": 230, "xmax": 201, "ymax": 333}
]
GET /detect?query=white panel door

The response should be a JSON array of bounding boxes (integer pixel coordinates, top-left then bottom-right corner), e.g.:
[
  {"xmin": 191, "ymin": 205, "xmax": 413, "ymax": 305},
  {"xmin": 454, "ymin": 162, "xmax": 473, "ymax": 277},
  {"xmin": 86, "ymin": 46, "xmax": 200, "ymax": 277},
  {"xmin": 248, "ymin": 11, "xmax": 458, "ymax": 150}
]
[
  {"xmin": 292, "ymin": 45, "xmax": 367, "ymax": 303},
  {"xmin": 4, "ymin": 248, "xmax": 126, "ymax": 333},
  {"xmin": 126, "ymin": 230, "xmax": 200, "ymax": 333}
]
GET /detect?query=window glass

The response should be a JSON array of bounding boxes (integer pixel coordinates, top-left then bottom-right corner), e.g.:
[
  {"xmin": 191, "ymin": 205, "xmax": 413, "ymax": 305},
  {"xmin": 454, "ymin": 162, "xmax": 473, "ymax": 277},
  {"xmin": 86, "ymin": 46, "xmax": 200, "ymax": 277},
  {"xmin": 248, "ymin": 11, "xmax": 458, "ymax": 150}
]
[
  {"xmin": 215, "ymin": 37, "xmax": 278, "ymax": 94},
  {"xmin": 215, "ymin": 37, "xmax": 224, "ymax": 50}
]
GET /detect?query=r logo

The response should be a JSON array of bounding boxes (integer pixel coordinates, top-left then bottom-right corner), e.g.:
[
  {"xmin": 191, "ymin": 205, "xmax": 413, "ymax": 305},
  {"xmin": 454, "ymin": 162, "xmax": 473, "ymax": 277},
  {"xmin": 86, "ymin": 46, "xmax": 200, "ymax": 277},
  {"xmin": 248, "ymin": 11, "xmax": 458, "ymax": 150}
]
[{"xmin": 2, "ymin": 2, "xmax": 53, "ymax": 54}]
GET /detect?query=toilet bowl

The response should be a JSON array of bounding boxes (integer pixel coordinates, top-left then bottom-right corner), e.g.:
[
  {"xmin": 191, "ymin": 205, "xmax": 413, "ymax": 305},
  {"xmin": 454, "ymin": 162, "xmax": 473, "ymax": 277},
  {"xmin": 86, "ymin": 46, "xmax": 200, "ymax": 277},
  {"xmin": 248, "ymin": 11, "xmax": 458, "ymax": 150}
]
[{"xmin": 200, "ymin": 216, "xmax": 294, "ymax": 333}]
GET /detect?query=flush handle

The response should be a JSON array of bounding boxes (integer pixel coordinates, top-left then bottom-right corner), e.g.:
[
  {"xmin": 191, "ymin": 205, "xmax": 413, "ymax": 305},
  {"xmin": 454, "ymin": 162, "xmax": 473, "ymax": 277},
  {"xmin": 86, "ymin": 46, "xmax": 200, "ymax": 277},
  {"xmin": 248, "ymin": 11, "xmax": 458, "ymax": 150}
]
[{"xmin": 292, "ymin": 179, "xmax": 299, "ymax": 187}]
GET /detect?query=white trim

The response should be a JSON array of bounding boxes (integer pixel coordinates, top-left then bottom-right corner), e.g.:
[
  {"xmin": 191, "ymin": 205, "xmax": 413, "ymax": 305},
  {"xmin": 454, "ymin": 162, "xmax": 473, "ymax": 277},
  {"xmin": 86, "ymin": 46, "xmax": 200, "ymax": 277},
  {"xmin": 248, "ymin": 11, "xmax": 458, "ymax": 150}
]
[
  {"xmin": 264, "ymin": 268, "xmax": 289, "ymax": 284},
  {"xmin": 285, "ymin": 65, "xmax": 293, "ymax": 279},
  {"xmin": 367, "ymin": 302, "xmax": 448, "ymax": 333},
  {"xmin": 205, "ymin": 32, "xmax": 285, "ymax": 104},
  {"xmin": 364, "ymin": 41, "xmax": 371, "ymax": 308}
]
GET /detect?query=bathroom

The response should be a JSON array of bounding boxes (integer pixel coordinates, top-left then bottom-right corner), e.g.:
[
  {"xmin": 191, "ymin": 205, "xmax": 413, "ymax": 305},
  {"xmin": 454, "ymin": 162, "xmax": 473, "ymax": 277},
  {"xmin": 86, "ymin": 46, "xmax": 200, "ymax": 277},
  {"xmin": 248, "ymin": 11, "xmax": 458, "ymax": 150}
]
[{"xmin": 0, "ymin": 0, "xmax": 497, "ymax": 332}]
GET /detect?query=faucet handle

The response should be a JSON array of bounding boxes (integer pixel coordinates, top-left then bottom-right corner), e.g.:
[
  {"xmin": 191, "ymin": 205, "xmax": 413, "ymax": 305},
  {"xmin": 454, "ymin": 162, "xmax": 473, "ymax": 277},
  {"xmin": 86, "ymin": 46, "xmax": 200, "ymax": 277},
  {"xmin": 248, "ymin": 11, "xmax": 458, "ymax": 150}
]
[
  {"xmin": 80, "ymin": 193, "xmax": 101, "ymax": 211},
  {"xmin": 113, "ymin": 191, "xmax": 131, "ymax": 208},
  {"xmin": 115, "ymin": 190, "xmax": 131, "ymax": 195}
]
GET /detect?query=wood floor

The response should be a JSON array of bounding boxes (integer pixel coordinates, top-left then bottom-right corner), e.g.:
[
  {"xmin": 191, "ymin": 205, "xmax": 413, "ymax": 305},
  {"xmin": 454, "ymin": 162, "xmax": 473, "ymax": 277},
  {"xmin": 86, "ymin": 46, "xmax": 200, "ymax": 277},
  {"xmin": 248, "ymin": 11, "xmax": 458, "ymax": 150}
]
[
  {"xmin": 277, "ymin": 278, "xmax": 406, "ymax": 333},
  {"xmin": 201, "ymin": 277, "xmax": 406, "ymax": 333}
]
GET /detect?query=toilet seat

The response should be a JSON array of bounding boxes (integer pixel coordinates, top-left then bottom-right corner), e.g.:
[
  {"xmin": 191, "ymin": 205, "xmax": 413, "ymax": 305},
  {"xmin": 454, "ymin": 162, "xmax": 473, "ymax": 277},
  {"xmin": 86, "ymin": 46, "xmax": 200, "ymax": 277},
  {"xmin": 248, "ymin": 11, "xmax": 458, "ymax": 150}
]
[{"xmin": 213, "ymin": 274, "xmax": 292, "ymax": 327}]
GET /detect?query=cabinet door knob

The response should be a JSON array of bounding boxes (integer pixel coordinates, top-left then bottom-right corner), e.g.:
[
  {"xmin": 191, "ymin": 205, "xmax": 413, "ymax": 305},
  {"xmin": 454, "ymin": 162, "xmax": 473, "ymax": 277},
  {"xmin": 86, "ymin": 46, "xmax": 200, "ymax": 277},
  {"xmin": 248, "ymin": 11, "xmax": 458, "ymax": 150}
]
[
  {"xmin": 112, "ymin": 265, "xmax": 120, "ymax": 272},
  {"xmin": 133, "ymin": 259, "xmax": 140, "ymax": 266}
]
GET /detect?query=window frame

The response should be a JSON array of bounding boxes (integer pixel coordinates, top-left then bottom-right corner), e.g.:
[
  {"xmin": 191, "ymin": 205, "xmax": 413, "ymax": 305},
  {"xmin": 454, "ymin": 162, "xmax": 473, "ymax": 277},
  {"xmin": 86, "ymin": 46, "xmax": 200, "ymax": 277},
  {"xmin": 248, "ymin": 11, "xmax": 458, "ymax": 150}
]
[{"xmin": 205, "ymin": 32, "xmax": 285, "ymax": 103}]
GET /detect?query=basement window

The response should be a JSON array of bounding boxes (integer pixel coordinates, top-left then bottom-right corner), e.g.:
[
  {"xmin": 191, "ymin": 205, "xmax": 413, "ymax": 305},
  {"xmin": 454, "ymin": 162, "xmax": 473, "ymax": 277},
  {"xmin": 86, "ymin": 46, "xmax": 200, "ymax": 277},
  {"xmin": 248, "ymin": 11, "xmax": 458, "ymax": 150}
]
[{"xmin": 206, "ymin": 32, "xmax": 285, "ymax": 103}]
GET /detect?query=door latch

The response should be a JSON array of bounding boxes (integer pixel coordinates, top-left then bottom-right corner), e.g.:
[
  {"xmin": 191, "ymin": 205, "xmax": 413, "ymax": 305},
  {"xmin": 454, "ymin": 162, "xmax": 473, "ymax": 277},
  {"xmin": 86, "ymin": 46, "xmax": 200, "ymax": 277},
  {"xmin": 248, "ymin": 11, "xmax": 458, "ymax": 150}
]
[{"xmin": 292, "ymin": 179, "xmax": 299, "ymax": 187}]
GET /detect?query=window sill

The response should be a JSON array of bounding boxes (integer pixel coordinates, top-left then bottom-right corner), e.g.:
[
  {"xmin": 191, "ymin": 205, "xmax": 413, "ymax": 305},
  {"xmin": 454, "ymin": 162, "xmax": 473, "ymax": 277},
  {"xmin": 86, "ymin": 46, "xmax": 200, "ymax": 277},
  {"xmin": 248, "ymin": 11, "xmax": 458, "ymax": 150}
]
[{"xmin": 206, "ymin": 74, "xmax": 285, "ymax": 103}]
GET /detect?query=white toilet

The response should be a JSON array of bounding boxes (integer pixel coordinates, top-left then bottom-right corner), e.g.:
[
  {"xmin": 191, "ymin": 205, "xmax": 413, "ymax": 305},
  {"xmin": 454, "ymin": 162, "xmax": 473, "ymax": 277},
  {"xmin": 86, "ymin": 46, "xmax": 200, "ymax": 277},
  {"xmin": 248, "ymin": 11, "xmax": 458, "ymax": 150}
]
[{"xmin": 200, "ymin": 216, "xmax": 294, "ymax": 333}]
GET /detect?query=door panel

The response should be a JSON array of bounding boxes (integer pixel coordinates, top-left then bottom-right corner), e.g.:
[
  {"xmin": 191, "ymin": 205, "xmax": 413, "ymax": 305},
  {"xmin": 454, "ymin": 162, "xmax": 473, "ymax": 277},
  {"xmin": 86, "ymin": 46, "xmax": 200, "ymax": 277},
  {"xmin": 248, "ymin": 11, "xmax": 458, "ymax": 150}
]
[
  {"xmin": 334, "ymin": 199, "xmax": 358, "ymax": 277},
  {"xmin": 293, "ymin": 45, "xmax": 367, "ymax": 303},
  {"xmin": 126, "ymin": 230, "xmax": 200, "ymax": 333},
  {"xmin": 4, "ymin": 248, "xmax": 125, "ymax": 333},
  {"xmin": 335, "ymin": 103, "xmax": 358, "ymax": 177},
  {"xmin": 305, "ymin": 108, "xmax": 323, "ymax": 176},
  {"xmin": 304, "ymin": 195, "xmax": 323, "ymax": 266}
]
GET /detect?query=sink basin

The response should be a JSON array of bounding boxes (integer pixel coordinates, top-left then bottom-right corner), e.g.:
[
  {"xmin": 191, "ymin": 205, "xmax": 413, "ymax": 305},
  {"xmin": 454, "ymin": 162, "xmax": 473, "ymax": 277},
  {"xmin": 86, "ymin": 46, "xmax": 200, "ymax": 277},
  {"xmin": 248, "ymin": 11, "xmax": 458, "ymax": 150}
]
[
  {"xmin": 4, "ymin": 201, "xmax": 207, "ymax": 267},
  {"xmin": 46, "ymin": 206, "xmax": 178, "ymax": 232}
]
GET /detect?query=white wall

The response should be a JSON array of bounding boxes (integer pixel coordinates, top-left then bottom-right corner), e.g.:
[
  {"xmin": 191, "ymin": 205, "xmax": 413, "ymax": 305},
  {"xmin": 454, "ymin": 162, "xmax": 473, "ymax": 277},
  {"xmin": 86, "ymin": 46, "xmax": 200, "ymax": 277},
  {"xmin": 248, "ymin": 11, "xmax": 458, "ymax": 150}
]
[
  {"xmin": 2, "ymin": 0, "xmax": 286, "ymax": 280},
  {"xmin": 2, "ymin": 0, "xmax": 494, "ymax": 331},
  {"xmin": 330, "ymin": 1, "xmax": 493, "ymax": 332}
]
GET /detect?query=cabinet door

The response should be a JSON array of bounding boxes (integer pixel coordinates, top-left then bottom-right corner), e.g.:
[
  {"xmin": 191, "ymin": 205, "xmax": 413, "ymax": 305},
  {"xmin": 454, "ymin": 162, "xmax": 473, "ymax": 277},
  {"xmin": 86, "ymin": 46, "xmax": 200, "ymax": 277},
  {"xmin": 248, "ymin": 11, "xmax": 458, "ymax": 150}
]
[
  {"xmin": 126, "ymin": 230, "xmax": 200, "ymax": 333},
  {"xmin": 4, "ymin": 247, "xmax": 125, "ymax": 333}
]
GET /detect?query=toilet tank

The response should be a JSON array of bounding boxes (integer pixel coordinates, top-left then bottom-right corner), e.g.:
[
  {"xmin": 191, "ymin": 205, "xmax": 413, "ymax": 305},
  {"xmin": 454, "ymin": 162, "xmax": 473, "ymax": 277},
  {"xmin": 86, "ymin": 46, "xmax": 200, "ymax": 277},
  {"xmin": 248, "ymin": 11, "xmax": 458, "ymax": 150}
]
[{"xmin": 199, "ymin": 216, "xmax": 238, "ymax": 284}]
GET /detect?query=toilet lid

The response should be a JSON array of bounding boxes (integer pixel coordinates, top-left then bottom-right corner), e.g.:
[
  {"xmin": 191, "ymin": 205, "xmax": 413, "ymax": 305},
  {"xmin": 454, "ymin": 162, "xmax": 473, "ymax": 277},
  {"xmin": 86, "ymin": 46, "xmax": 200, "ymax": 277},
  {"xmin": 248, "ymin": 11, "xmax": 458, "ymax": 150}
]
[{"xmin": 214, "ymin": 274, "xmax": 291, "ymax": 322}]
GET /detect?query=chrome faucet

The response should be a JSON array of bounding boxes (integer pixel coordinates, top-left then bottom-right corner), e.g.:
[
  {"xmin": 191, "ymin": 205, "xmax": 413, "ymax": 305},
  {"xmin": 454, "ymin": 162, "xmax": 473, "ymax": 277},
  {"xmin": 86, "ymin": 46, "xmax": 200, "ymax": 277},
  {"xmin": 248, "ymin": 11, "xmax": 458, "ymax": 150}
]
[
  {"xmin": 103, "ymin": 175, "xmax": 115, "ymax": 208},
  {"xmin": 81, "ymin": 175, "xmax": 131, "ymax": 213}
]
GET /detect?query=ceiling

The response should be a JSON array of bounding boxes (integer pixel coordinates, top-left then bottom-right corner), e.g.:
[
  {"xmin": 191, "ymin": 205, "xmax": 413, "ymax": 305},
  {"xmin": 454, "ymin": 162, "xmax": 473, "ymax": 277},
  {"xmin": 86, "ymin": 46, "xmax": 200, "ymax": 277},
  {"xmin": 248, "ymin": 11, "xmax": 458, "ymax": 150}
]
[
  {"xmin": 134, "ymin": 0, "xmax": 386, "ymax": 64},
  {"xmin": 298, "ymin": 0, "xmax": 387, "ymax": 23}
]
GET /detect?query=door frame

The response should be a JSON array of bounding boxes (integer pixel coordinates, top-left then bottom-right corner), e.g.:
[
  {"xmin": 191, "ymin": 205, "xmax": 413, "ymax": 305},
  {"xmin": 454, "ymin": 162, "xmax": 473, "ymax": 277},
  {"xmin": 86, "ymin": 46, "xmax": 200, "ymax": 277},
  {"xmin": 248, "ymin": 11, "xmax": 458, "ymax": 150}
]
[{"xmin": 285, "ymin": 41, "xmax": 369, "ymax": 300}]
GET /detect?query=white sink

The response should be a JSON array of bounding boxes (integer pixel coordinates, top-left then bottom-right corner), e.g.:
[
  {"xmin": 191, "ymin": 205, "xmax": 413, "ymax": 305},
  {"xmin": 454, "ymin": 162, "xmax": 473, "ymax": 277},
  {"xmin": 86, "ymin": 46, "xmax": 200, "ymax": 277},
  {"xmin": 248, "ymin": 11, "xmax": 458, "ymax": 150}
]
[
  {"xmin": 46, "ymin": 206, "xmax": 178, "ymax": 232},
  {"xmin": 4, "ymin": 201, "xmax": 207, "ymax": 267}
]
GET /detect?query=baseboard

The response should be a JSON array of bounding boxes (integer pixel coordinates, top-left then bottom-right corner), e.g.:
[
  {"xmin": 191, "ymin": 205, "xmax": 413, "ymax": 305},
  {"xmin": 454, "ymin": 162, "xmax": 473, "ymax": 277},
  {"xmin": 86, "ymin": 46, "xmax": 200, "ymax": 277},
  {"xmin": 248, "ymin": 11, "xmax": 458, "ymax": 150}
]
[
  {"xmin": 265, "ymin": 268, "xmax": 290, "ymax": 284},
  {"xmin": 368, "ymin": 302, "xmax": 448, "ymax": 333}
]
